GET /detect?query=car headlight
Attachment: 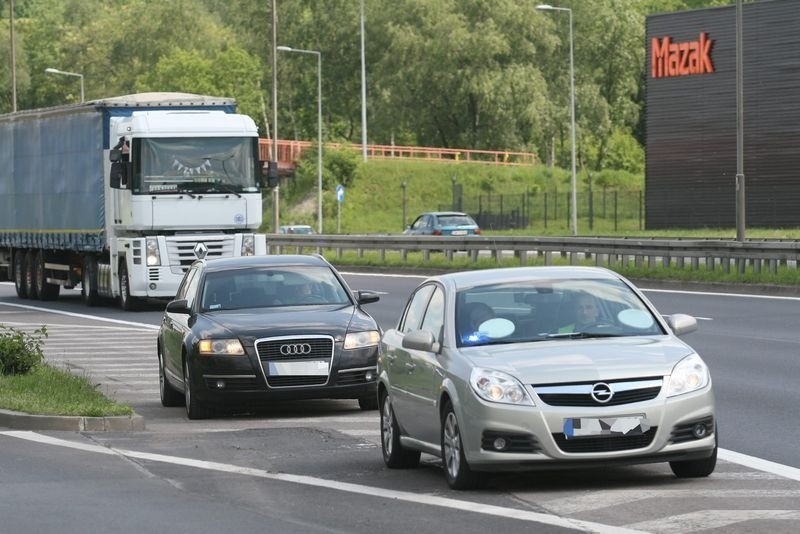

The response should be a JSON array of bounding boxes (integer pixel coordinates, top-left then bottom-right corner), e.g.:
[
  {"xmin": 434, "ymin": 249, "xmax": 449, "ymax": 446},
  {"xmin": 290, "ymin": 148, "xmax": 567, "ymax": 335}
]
[
  {"xmin": 146, "ymin": 237, "xmax": 161, "ymax": 266},
  {"xmin": 198, "ymin": 339, "xmax": 245, "ymax": 356},
  {"xmin": 470, "ymin": 368, "xmax": 534, "ymax": 406},
  {"xmin": 344, "ymin": 330, "xmax": 380, "ymax": 349},
  {"xmin": 667, "ymin": 353, "xmax": 710, "ymax": 397},
  {"xmin": 241, "ymin": 234, "xmax": 255, "ymax": 256}
]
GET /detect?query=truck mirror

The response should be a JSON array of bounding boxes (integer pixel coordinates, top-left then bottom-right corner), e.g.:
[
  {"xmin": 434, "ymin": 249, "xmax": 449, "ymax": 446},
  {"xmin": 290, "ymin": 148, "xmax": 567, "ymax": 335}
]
[
  {"xmin": 109, "ymin": 162, "xmax": 129, "ymax": 189},
  {"xmin": 266, "ymin": 161, "xmax": 279, "ymax": 189},
  {"xmin": 109, "ymin": 148, "xmax": 122, "ymax": 163}
]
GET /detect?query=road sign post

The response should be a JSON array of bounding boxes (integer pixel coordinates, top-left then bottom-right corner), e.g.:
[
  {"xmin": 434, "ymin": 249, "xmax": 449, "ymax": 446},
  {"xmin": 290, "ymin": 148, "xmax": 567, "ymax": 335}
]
[{"xmin": 336, "ymin": 184, "xmax": 344, "ymax": 233}]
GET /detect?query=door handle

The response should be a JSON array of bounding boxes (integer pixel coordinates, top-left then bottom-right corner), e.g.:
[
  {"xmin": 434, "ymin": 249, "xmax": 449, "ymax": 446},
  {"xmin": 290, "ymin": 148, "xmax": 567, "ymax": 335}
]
[{"xmin": 404, "ymin": 362, "xmax": 417, "ymax": 372}]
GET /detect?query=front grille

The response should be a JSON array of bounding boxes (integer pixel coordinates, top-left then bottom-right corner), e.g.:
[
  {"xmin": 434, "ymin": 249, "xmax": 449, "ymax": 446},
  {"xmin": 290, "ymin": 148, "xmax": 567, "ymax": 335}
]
[
  {"xmin": 165, "ymin": 236, "xmax": 235, "ymax": 274},
  {"xmin": 553, "ymin": 427, "xmax": 657, "ymax": 453},
  {"xmin": 148, "ymin": 268, "xmax": 160, "ymax": 282},
  {"xmin": 267, "ymin": 376, "xmax": 327, "ymax": 387},
  {"xmin": 256, "ymin": 337, "xmax": 334, "ymax": 361},
  {"xmin": 204, "ymin": 376, "xmax": 261, "ymax": 391},
  {"xmin": 534, "ymin": 378, "xmax": 663, "ymax": 407},
  {"xmin": 481, "ymin": 431, "xmax": 540, "ymax": 453},
  {"xmin": 670, "ymin": 416, "xmax": 714, "ymax": 444}
]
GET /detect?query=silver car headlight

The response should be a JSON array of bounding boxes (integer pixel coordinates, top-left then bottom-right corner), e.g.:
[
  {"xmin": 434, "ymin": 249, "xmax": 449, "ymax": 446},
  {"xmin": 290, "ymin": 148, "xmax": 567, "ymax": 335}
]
[
  {"xmin": 470, "ymin": 368, "xmax": 534, "ymax": 406},
  {"xmin": 146, "ymin": 237, "xmax": 161, "ymax": 266},
  {"xmin": 241, "ymin": 234, "xmax": 255, "ymax": 256},
  {"xmin": 667, "ymin": 353, "xmax": 710, "ymax": 397},
  {"xmin": 198, "ymin": 339, "xmax": 245, "ymax": 356},
  {"xmin": 344, "ymin": 330, "xmax": 380, "ymax": 349}
]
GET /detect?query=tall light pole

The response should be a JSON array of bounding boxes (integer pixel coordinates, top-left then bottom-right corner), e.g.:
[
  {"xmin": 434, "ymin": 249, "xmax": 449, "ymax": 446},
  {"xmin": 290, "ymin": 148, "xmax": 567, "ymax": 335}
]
[
  {"xmin": 277, "ymin": 46, "xmax": 323, "ymax": 234},
  {"xmin": 735, "ymin": 0, "xmax": 745, "ymax": 241},
  {"xmin": 360, "ymin": 0, "xmax": 368, "ymax": 162},
  {"xmin": 271, "ymin": 0, "xmax": 280, "ymax": 234},
  {"xmin": 44, "ymin": 67, "xmax": 85, "ymax": 103},
  {"xmin": 537, "ymin": 4, "xmax": 577, "ymax": 236},
  {"xmin": 10, "ymin": 0, "xmax": 17, "ymax": 111}
]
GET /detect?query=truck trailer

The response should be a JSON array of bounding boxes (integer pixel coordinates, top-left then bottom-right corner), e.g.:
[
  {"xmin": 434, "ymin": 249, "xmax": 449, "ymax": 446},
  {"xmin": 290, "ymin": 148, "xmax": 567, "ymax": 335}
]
[{"xmin": 0, "ymin": 92, "xmax": 268, "ymax": 310}]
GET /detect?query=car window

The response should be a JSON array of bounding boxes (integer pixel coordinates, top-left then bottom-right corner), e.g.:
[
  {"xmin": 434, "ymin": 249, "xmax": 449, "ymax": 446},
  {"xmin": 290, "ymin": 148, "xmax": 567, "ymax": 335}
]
[
  {"xmin": 419, "ymin": 286, "xmax": 445, "ymax": 344},
  {"xmin": 438, "ymin": 215, "xmax": 475, "ymax": 226},
  {"xmin": 399, "ymin": 284, "xmax": 435, "ymax": 333},
  {"xmin": 410, "ymin": 216, "xmax": 426, "ymax": 230},
  {"xmin": 183, "ymin": 267, "xmax": 202, "ymax": 309},
  {"xmin": 175, "ymin": 265, "xmax": 198, "ymax": 301}
]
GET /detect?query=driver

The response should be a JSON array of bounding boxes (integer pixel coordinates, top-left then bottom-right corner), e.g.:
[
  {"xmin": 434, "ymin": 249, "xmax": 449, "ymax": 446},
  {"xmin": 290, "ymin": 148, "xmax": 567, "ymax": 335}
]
[{"xmin": 559, "ymin": 292, "xmax": 600, "ymax": 333}]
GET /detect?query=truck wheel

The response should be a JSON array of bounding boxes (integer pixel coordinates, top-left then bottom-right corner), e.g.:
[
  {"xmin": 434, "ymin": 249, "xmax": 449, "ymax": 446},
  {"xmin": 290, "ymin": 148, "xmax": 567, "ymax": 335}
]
[
  {"xmin": 24, "ymin": 250, "xmax": 39, "ymax": 300},
  {"xmin": 35, "ymin": 250, "xmax": 60, "ymax": 301},
  {"xmin": 118, "ymin": 262, "xmax": 140, "ymax": 311},
  {"xmin": 13, "ymin": 250, "xmax": 29, "ymax": 299},
  {"xmin": 82, "ymin": 256, "xmax": 100, "ymax": 306}
]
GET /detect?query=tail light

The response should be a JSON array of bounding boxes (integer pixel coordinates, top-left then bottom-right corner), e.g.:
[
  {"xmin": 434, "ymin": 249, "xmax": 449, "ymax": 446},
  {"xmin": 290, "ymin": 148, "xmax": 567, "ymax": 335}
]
[
  {"xmin": 433, "ymin": 229, "xmax": 442, "ymax": 235},
  {"xmin": 475, "ymin": 228, "xmax": 481, "ymax": 234}
]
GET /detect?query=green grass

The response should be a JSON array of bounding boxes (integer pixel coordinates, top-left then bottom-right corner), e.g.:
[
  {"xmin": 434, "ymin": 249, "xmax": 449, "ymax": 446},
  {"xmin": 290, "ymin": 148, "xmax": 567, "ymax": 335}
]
[{"xmin": 0, "ymin": 364, "xmax": 133, "ymax": 417}]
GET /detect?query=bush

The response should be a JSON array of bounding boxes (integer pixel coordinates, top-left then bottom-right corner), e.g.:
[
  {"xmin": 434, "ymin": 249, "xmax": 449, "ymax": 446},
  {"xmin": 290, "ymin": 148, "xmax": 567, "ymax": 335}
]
[{"xmin": 0, "ymin": 325, "xmax": 48, "ymax": 375}]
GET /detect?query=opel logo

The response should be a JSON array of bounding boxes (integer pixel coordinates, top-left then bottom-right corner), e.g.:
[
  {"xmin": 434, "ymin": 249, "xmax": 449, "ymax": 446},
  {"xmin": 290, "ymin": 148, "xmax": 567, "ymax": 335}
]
[
  {"xmin": 193, "ymin": 242, "xmax": 208, "ymax": 259},
  {"xmin": 280, "ymin": 343, "xmax": 312, "ymax": 356},
  {"xmin": 590, "ymin": 382, "xmax": 614, "ymax": 404}
]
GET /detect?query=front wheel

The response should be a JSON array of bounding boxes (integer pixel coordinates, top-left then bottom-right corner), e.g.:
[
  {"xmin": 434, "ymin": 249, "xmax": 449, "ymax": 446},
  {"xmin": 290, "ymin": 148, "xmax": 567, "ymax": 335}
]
[
  {"xmin": 159, "ymin": 343, "xmax": 184, "ymax": 407},
  {"xmin": 358, "ymin": 395, "xmax": 378, "ymax": 411},
  {"xmin": 441, "ymin": 400, "xmax": 486, "ymax": 490},
  {"xmin": 82, "ymin": 256, "xmax": 100, "ymax": 306},
  {"xmin": 118, "ymin": 262, "xmax": 140, "ymax": 311},
  {"xmin": 184, "ymin": 358, "xmax": 212, "ymax": 420},
  {"xmin": 380, "ymin": 391, "xmax": 420, "ymax": 468},
  {"xmin": 670, "ymin": 427, "xmax": 718, "ymax": 478}
]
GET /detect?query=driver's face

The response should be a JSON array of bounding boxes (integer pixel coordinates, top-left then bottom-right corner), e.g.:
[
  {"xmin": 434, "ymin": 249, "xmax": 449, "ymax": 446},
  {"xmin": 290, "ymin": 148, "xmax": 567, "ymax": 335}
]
[{"xmin": 576, "ymin": 297, "xmax": 599, "ymax": 323}]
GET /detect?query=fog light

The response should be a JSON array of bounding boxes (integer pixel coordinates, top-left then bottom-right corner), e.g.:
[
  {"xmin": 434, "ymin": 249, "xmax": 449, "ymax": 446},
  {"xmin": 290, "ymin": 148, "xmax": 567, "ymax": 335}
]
[
  {"xmin": 365, "ymin": 370, "xmax": 375, "ymax": 381},
  {"xmin": 692, "ymin": 423, "xmax": 707, "ymax": 439},
  {"xmin": 216, "ymin": 380, "xmax": 226, "ymax": 389},
  {"xmin": 149, "ymin": 283, "xmax": 157, "ymax": 290},
  {"xmin": 493, "ymin": 437, "xmax": 508, "ymax": 451}
]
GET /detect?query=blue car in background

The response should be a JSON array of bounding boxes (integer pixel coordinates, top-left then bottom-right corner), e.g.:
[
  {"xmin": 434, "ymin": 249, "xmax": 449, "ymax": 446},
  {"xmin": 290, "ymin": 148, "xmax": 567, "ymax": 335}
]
[{"xmin": 403, "ymin": 211, "xmax": 481, "ymax": 236}]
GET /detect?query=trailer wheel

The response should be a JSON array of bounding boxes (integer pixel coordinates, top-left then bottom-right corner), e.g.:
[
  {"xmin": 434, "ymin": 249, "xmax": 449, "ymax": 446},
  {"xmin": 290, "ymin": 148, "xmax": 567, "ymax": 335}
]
[
  {"xmin": 13, "ymin": 250, "xmax": 29, "ymax": 299},
  {"xmin": 34, "ymin": 250, "xmax": 60, "ymax": 301},
  {"xmin": 118, "ymin": 262, "xmax": 140, "ymax": 311},
  {"xmin": 24, "ymin": 250, "xmax": 39, "ymax": 300},
  {"xmin": 82, "ymin": 256, "xmax": 100, "ymax": 306}
]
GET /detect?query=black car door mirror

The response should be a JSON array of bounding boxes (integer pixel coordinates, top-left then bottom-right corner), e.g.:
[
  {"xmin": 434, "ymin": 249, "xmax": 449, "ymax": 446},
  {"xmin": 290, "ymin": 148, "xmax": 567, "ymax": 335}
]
[
  {"xmin": 166, "ymin": 299, "xmax": 191, "ymax": 315},
  {"xmin": 357, "ymin": 290, "xmax": 380, "ymax": 305}
]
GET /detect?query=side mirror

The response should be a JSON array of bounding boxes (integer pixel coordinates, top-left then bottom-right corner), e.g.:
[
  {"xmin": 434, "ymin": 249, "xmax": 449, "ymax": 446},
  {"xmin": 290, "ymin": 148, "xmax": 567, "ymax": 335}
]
[
  {"xmin": 402, "ymin": 329, "xmax": 439, "ymax": 353},
  {"xmin": 109, "ymin": 148, "xmax": 122, "ymax": 163},
  {"xmin": 356, "ymin": 290, "xmax": 380, "ymax": 305},
  {"xmin": 665, "ymin": 313, "xmax": 697, "ymax": 336},
  {"xmin": 265, "ymin": 161, "xmax": 279, "ymax": 188},
  {"xmin": 166, "ymin": 299, "xmax": 191, "ymax": 315}
]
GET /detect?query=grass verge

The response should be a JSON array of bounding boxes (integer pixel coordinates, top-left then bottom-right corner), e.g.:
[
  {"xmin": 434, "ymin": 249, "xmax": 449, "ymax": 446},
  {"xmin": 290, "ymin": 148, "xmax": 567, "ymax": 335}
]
[{"xmin": 0, "ymin": 364, "xmax": 133, "ymax": 417}]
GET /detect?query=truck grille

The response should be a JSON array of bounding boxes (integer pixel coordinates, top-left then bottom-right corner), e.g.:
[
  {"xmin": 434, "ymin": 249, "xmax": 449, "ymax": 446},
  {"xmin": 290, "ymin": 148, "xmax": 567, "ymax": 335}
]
[{"xmin": 165, "ymin": 236, "xmax": 235, "ymax": 274}]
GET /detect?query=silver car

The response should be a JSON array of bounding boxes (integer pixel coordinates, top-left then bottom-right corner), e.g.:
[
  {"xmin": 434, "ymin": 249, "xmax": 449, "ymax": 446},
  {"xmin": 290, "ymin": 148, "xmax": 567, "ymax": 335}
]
[{"xmin": 378, "ymin": 266, "xmax": 716, "ymax": 490}]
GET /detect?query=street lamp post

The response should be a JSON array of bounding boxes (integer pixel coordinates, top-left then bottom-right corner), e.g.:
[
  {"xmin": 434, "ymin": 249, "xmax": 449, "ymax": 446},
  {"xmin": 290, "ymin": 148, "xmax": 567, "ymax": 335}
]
[
  {"xmin": 277, "ymin": 46, "xmax": 323, "ymax": 234},
  {"xmin": 360, "ymin": 0, "xmax": 368, "ymax": 162},
  {"xmin": 44, "ymin": 67, "xmax": 84, "ymax": 103},
  {"xmin": 536, "ymin": 4, "xmax": 577, "ymax": 236}
]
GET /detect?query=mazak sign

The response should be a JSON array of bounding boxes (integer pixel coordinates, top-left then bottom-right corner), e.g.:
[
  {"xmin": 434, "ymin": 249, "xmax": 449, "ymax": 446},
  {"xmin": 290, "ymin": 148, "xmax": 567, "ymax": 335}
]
[{"xmin": 651, "ymin": 32, "xmax": 714, "ymax": 78}]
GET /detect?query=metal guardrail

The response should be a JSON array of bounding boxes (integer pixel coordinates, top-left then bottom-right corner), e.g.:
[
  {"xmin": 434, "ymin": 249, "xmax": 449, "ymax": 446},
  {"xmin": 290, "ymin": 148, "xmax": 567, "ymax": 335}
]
[{"xmin": 266, "ymin": 234, "xmax": 800, "ymax": 274}]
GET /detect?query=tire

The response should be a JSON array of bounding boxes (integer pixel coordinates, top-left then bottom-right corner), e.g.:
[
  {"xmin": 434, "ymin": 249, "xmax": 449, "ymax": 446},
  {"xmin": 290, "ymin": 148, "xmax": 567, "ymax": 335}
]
[
  {"xmin": 24, "ymin": 250, "xmax": 39, "ymax": 300},
  {"xmin": 82, "ymin": 256, "xmax": 100, "ymax": 306},
  {"xmin": 118, "ymin": 262, "xmax": 140, "ymax": 311},
  {"xmin": 670, "ymin": 427, "xmax": 718, "ymax": 478},
  {"xmin": 358, "ymin": 394, "xmax": 378, "ymax": 411},
  {"xmin": 34, "ymin": 250, "xmax": 60, "ymax": 301},
  {"xmin": 13, "ymin": 250, "xmax": 29, "ymax": 299},
  {"xmin": 159, "ymin": 342, "xmax": 184, "ymax": 407},
  {"xmin": 441, "ymin": 400, "xmax": 486, "ymax": 490},
  {"xmin": 184, "ymin": 357, "xmax": 212, "ymax": 420},
  {"xmin": 380, "ymin": 391, "xmax": 421, "ymax": 468}
]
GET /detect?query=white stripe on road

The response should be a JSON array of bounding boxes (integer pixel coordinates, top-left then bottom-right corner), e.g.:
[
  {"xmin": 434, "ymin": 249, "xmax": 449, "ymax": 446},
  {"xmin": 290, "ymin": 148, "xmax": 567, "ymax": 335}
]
[
  {"xmin": 0, "ymin": 430, "xmax": 644, "ymax": 534},
  {"xmin": 719, "ymin": 448, "xmax": 800, "ymax": 482},
  {"xmin": 626, "ymin": 510, "xmax": 800, "ymax": 533},
  {"xmin": 0, "ymin": 302, "xmax": 159, "ymax": 330},
  {"xmin": 642, "ymin": 288, "xmax": 800, "ymax": 301}
]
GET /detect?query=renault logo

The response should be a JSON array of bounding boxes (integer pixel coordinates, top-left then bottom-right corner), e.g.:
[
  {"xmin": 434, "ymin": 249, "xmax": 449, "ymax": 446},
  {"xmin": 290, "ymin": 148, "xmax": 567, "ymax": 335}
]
[
  {"xmin": 590, "ymin": 382, "xmax": 614, "ymax": 404},
  {"xmin": 280, "ymin": 343, "xmax": 312, "ymax": 356},
  {"xmin": 193, "ymin": 242, "xmax": 208, "ymax": 259}
]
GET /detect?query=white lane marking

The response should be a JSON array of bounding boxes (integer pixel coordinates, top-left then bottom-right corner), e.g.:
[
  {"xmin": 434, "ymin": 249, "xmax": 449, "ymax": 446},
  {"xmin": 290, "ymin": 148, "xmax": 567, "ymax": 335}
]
[
  {"xmin": 627, "ymin": 510, "xmax": 800, "ymax": 533},
  {"xmin": 642, "ymin": 288, "xmax": 800, "ymax": 301},
  {"xmin": 720, "ymin": 448, "xmax": 800, "ymax": 482},
  {"xmin": 0, "ymin": 303, "xmax": 159, "ymax": 330},
  {"xmin": 0, "ymin": 431, "xmax": 644, "ymax": 534}
]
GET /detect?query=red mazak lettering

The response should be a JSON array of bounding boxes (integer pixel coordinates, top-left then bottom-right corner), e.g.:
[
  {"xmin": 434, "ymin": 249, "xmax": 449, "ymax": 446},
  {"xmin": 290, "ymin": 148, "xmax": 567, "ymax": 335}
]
[{"xmin": 651, "ymin": 32, "xmax": 714, "ymax": 78}]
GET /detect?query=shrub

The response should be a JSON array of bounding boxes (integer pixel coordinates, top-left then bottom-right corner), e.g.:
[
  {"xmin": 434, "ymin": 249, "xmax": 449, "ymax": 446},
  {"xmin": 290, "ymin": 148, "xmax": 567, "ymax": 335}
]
[{"xmin": 0, "ymin": 325, "xmax": 48, "ymax": 375}]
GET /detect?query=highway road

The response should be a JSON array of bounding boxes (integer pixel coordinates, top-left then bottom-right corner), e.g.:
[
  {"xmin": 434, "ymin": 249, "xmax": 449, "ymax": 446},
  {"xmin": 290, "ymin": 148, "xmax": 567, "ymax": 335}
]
[{"xmin": 1, "ymin": 274, "xmax": 799, "ymax": 533}]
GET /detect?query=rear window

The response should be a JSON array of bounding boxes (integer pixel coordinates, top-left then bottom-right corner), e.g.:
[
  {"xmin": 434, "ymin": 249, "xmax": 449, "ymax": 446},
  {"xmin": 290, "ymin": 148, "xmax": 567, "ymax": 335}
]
[{"xmin": 438, "ymin": 215, "xmax": 475, "ymax": 226}]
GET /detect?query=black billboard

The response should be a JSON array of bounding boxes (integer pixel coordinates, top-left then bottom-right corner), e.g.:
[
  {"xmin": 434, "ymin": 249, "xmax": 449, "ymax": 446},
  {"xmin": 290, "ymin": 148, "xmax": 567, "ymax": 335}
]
[{"xmin": 646, "ymin": 0, "xmax": 800, "ymax": 229}]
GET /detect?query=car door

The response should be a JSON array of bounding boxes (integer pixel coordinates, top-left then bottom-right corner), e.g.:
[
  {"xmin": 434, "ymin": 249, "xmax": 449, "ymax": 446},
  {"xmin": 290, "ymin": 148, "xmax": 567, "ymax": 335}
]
[
  {"xmin": 386, "ymin": 284, "xmax": 435, "ymax": 434},
  {"xmin": 162, "ymin": 265, "xmax": 201, "ymax": 383},
  {"xmin": 405, "ymin": 285, "xmax": 446, "ymax": 445}
]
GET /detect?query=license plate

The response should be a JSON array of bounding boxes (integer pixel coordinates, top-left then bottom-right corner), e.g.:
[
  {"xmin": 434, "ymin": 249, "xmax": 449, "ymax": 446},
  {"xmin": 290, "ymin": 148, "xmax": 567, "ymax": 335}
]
[
  {"xmin": 450, "ymin": 230, "xmax": 468, "ymax": 235},
  {"xmin": 563, "ymin": 415, "xmax": 650, "ymax": 439},
  {"xmin": 268, "ymin": 360, "xmax": 329, "ymax": 376}
]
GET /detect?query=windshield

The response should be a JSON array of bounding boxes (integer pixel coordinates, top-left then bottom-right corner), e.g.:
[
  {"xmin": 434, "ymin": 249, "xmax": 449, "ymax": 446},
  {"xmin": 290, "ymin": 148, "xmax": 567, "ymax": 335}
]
[
  {"xmin": 133, "ymin": 137, "xmax": 258, "ymax": 195},
  {"xmin": 456, "ymin": 277, "xmax": 664, "ymax": 347},
  {"xmin": 201, "ymin": 265, "xmax": 353, "ymax": 311}
]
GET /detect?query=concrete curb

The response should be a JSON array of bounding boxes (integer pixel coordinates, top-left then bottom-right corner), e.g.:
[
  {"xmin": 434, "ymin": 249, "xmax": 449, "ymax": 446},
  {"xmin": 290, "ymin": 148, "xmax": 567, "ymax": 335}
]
[{"xmin": 0, "ymin": 408, "xmax": 145, "ymax": 431}]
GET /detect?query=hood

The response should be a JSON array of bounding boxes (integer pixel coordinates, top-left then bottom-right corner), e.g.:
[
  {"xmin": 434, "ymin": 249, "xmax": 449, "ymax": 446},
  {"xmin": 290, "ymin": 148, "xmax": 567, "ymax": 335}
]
[{"xmin": 461, "ymin": 336, "xmax": 695, "ymax": 385}]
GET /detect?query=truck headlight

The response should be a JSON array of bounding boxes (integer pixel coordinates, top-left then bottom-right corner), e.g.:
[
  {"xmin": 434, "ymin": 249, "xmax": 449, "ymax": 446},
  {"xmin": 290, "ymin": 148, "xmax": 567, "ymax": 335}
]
[
  {"xmin": 146, "ymin": 238, "xmax": 161, "ymax": 266},
  {"xmin": 198, "ymin": 339, "xmax": 245, "ymax": 356},
  {"xmin": 667, "ymin": 354, "xmax": 710, "ymax": 397},
  {"xmin": 241, "ymin": 234, "xmax": 255, "ymax": 256},
  {"xmin": 470, "ymin": 368, "xmax": 534, "ymax": 406}
]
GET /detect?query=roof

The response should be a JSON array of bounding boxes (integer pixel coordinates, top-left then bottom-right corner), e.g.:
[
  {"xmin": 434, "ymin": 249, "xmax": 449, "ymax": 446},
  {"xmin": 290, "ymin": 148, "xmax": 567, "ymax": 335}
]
[
  {"xmin": 91, "ymin": 92, "xmax": 236, "ymax": 107},
  {"xmin": 201, "ymin": 254, "xmax": 329, "ymax": 272},
  {"xmin": 427, "ymin": 266, "xmax": 622, "ymax": 290}
]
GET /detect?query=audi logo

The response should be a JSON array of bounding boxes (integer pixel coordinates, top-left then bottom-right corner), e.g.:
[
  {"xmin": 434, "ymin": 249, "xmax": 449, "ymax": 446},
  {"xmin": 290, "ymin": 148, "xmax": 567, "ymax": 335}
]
[
  {"xmin": 280, "ymin": 343, "xmax": 312, "ymax": 356},
  {"xmin": 590, "ymin": 382, "xmax": 614, "ymax": 404}
]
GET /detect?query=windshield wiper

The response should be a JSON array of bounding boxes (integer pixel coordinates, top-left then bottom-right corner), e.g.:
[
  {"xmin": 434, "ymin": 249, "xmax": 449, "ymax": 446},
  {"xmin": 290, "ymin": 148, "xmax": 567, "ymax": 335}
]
[{"xmin": 546, "ymin": 331, "xmax": 624, "ymax": 339}]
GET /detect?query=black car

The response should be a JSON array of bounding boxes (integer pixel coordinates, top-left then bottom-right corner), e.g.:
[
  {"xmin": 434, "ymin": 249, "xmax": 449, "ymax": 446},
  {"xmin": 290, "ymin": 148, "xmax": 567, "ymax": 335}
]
[{"xmin": 158, "ymin": 254, "xmax": 381, "ymax": 419}]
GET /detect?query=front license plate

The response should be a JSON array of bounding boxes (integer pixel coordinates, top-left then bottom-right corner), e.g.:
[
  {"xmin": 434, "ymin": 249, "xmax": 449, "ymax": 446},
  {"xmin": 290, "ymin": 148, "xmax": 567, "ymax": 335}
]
[
  {"xmin": 268, "ymin": 360, "xmax": 329, "ymax": 376},
  {"xmin": 563, "ymin": 415, "xmax": 650, "ymax": 439}
]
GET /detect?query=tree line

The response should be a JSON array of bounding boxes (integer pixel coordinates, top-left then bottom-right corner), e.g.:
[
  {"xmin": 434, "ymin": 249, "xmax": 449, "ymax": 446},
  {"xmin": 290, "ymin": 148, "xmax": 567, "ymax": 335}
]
[{"xmin": 1, "ymin": 0, "xmax": 730, "ymax": 175}]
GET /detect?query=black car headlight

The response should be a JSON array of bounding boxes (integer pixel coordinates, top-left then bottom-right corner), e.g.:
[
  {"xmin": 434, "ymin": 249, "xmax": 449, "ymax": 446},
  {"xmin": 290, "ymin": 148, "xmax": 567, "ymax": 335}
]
[
  {"xmin": 344, "ymin": 330, "xmax": 380, "ymax": 349},
  {"xmin": 198, "ymin": 339, "xmax": 245, "ymax": 356}
]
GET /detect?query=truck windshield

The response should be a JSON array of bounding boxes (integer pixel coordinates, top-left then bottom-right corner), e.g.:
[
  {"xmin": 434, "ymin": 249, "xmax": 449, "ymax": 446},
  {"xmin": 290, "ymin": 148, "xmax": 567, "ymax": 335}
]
[{"xmin": 134, "ymin": 137, "xmax": 258, "ymax": 195}]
